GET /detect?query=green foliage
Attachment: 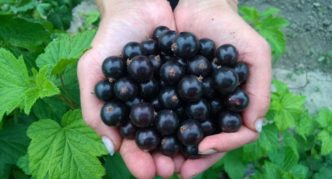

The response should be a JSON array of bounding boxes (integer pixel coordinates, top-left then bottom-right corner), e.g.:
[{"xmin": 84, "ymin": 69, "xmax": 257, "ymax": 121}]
[
  {"xmin": 27, "ymin": 110, "xmax": 107, "ymax": 179},
  {"xmin": 239, "ymin": 6, "xmax": 288, "ymax": 61}
]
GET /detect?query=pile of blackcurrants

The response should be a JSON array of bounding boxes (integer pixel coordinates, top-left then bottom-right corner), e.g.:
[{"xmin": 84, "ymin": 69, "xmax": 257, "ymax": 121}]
[{"xmin": 95, "ymin": 26, "xmax": 249, "ymax": 159}]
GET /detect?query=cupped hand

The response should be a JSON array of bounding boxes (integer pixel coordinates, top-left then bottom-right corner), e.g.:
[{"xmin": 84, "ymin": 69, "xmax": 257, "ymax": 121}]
[
  {"xmin": 173, "ymin": 0, "xmax": 272, "ymax": 178},
  {"xmin": 77, "ymin": 0, "xmax": 176, "ymax": 178}
]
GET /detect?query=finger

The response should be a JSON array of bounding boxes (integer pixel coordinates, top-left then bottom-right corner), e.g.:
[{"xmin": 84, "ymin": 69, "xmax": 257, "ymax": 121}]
[
  {"xmin": 153, "ymin": 153, "xmax": 175, "ymax": 178},
  {"xmin": 120, "ymin": 140, "xmax": 156, "ymax": 179},
  {"xmin": 198, "ymin": 126, "xmax": 258, "ymax": 154},
  {"xmin": 173, "ymin": 154, "xmax": 185, "ymax": 173},
  {"xmin": 78, "ymin": 52, "xmax": 122, "ymax": 152},
  {"xmin": 180, "ymin": 153, "xmax": 225, "ymax": 179}
]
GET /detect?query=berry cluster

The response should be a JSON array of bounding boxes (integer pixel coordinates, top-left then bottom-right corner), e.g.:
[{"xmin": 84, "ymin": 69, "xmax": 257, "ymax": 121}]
[{"xmin": 95, "ymin": 26, "xmax": 249, "ymax": 159}]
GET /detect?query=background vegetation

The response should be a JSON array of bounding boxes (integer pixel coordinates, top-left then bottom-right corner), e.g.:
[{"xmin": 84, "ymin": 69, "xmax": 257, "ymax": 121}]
[{"xmin": 0, "ymin": 1, "xmax": 331, "ymax": 179}]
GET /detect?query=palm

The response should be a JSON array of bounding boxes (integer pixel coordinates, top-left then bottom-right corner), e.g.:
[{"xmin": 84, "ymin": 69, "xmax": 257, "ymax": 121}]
[
  {"xmin": 78, "ymin": 1, "xmax": 176, "ymax": 178},
  {"xmin": 174, "ymin": 1, "xmax": 272, "ymax": 178}
]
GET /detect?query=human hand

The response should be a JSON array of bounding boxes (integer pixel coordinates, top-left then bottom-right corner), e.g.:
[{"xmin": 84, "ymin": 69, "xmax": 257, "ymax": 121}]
[
  {"xmin": 173, "ymin": 0, "xmax": 272, "ymax": 178},
  {"xmin": 77, "ymin": 0, "xmax": 177, "ymax": 178}
]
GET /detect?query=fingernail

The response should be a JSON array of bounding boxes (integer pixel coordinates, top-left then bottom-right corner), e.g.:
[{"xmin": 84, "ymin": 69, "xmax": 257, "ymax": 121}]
[
  {"xmin": 199, "ymin": 149, "xmax": 218, "ymax": 155},
  {"xmin": 102, "ymin": 136, "xmax": 115, "ymax": 156},
  {"xmin": 255, "ymin": 119, "xmax": 264, "ymax": 133}
]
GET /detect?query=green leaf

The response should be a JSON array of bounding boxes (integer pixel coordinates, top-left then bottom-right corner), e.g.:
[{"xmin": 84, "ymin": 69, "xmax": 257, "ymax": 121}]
[
  {"xmin": 0, "ymin": 15, "xmax": 49, "ymax": 50},
  {"xmin": 316, "ymin": 108, "xmax": 332, "ymax": 131},
  {"xmin": 314, "ymin": 167, "xmax": 332, "ymax": 179},
  {"xmin": 36, "ymin": 30, "xmax": 95, "ymax": 75},
  {"xmin": 104, "ymin": 153, "xmax": 134, "ymax": 179},
  {"xmin": 222, "ymin": 149, "xmax": 247, "ymax": 179},
  {"xmin": 0, "ymin": 49, "xmax": 60, "ymax": 120},
  {"xmin": 0, "ymin": 121, "xmax": 29, "ymax": 177},
  {"xmin": 295, "ymin": 112, "xmax": 317, "ymax": 140},
  {"xmin": 17, "ymin": 155, "xmax": 31, "ymax": 175},
  {"xmin": 289, "ymin": 164, "xmax": 309, "ymax": 179},
  {"xmin": 27, "ymin": 110, "xmax": 107, "ymax": 179},
  {"xmin": 32, "ymin": 97, "xmax": 69, "ymax": 121},
  {"xmin": 317, "ymin": 131, "xmax": 332, "ymax": 155}
]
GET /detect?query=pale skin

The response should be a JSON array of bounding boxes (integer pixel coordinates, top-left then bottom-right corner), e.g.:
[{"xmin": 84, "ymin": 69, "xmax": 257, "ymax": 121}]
[{"xmin": 78, "ymin": 0, "xmax": 272, "ymax": 178}]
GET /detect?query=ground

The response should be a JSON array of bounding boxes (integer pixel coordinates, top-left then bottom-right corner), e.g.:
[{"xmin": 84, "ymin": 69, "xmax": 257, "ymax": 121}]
[{"xmin": 70, "ymin": 0, "xmax": 332, "ymax": 112}]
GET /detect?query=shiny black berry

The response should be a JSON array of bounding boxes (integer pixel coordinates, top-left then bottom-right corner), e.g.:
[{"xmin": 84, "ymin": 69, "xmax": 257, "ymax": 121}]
[
  {"xmin": 186, "ymin": 99, "xmax": 210, "ymax": 121},
  {"xmin": 150, "ymin": 97, "xmax": 162, "ymax": 111},
  {"xmin": 213, "ymin": 68, "xmax": 239, "ymax": 94},
  {"xmin": 102, "ymin": 56, "xmax": 124, "ymax": 80},
  {"xmin": 101, "ymin": 101, "xmax": 127, "ymax": 126},
  {"xmin": 188, "ymin": 55, "xmax": 211, "ymax": 77},
  {"xmin": 218, "ymin": 111, "xmax": 242, "ymax": 132},
  {"xmin": 159, "ymin": 87, "xmax": 182, "ymax": 109},
  {"xmin": 200, "ymin": 120, "xmax": 216, "ymax": 136},
  {"xmin": 160, "ymin": 136, "xmax": 181, "ymax": 156},
  {"xmin": 160, "ymin": 60, "xmax": 185, "ymax": 85},
  {"xmin": 199, "ymin": 38, "xmax": 216, "ymax": 60},
  {"xmin": 142, "ymin": 40, "xmax": 159, "ymax": 55},
  {"xmin": 139, "ymin": 79, "xmax": 159, "ymax": 99},
  {"xmin": 122, "ymin": 42, "xmax": 145, "ymax": 59},
  {"xmin": 177, "ymin": 120, "xmax": 204, "ymax": 146},
  {"xmin": 120, "ymin": 122, "xmax": 137, "ymax": 139},
  {"xmin": 183, "ymin": 145, "xmax": 200, "ymax": 159},
  {"xmin": 155, "ymin": 110, "xmax": 179, "ymax": 136},
  {"xmin": 95, "ymin": 80, "xmax": 113, "ymax": 101},
  {"xmin": 148, "ymin": 55, "xmax": 163, "ymax": 76},
  {"xmin": 215, "ymin": 44, "xmax": 238, "ymax": 67},
  {"xmin": 136, "ymin": 128, "xmax": 160, "ymax": 151},
  {"xmin": 172, "ymin": 32, "xmax": 199, "ymax": 58},
  {"xmin": 201, "ymin": 78, "xmax": 216, "ymax": 99},
  {"xmin": 127, "ymin": 55, "xmax": 154, "ymax": 83},
  {"xmin": 125, "ymin": 97, "xmax": 142, "ymax": 108},
  {"xmin": 159, "ymin": 30, "xmax": 177, "ymax": 55},
  {"xmin": 130, "ymin": 102, "xmax": 155, "ymax": 128},
  {"xmin": 234, "ymin": 62, "xmax": 249, "ymax": 84},
  {"xmin": 114, "ymin": 78, "xmax": 138, "ymax": 101},
  {"xmin": 152, "ymin": 26, "xmax": 170, "ymax": 40},
  {"xmin": 226, "ymin": 89, "xmax": 249, "ymax": 112},
  {"xmin": 210, "ymin": 99, "xmax": 223, "ymax": 115},
  {"xmin": 177, "ymin": 75, "xmax": 203, "ymax": 102}
]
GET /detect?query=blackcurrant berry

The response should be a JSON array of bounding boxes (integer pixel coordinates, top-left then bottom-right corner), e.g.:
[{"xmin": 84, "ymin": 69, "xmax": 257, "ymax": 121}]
[
  {"xmin": 114, "ymin": 78, "xmax": 138, "ymax": 101},
  {"xmin": 160, "ymin": 136, "xmax": 181, "ymax": 157},
  {"xmin": 120, "ymin": 122, "xmax": 137, "ymax": 139},
  {"xmin": 136, "ymin": 128, "xmax": 160, "ymax": 151},
  {"xmin": 226, "ymin": 89, "xmax": 249, "ymax": 112},
  {"xmin": 101, "ymin": 101, "xmax": 127, "ymax": 126},
  {"xmin": 199, "ymin": 38, "xmax": 216, "ymax": 60},
  {"xmin": 200, "ymin": 120, "xmax": 217, "ymax": 136},
  {"xmin": 125, "ymin": 97, "xmax": 142, "ymax": 108},
  {"xmin": 102, "ymin": 56, "xmax": 124, "ymax": 80},
  {"xmin": 215, "ymin": 44, "xmax": 238, "ymax": 67},
  {"xmin": 186, "ymin": 99, "xmax": 210, "ymax": 121},
  {"xmin": 122, "ymin": 42, "xmax": 145, "ymax": 60},
  {"xmin": 152, "ymin": 26, "xmax": 170, "ymax": 40},
  {"xmin": 155, "ymin": 110, "xmax": 179, "ymax": 136},
  {"xmin": 213, "ymin": 68, "xmax": 239, "ymax": 94},
  {"xmin": 210, "ymin": 99, "xmax": 223, "ymax": 116},
  {"xmin": 139, "ymin": 79, "xmax": 159, "ymax": 99},
  {"xmin": 188, "ymin": 55, "xmax": 211, "ymax": 77},
  {"xmin": 148, "ymin": 55, "xmax": 164, "ymax": 77},
  {"xmin": 177, "ymin": 75, "xmax": 203, "ymax": 102},
  {"xmin": 177, "ymin": 120, "xmax": 204, "ymax": 146},
  {"xmin": 142, "ymin": 40, "xmax": 159, "ymax": 55},
  {"xmin": 159, "ymin": 30, "xmax": 177, "ymax": 55},
  {"xmin": 160, "ymin": 60, "xmax": 185, "ymax": 85},
  {"xmin": 127, "ymin": 55, "xmax": 154, "ymax": 83},
  {"xmin": 234, "ymin": 62, "xmax": 249, "ymax": 84},
  {"xmin": 95, "ymin": 80, "xmax": 113, "ymax": 101},
  {"xmin": 130, "ymin": 102, "xmax": 155, "ymax": 128},
  {"xmin": 183, "ymin": 145, "xmax": 200, "ymax": 159},
  {"xmin": 217, "ymin": 111, "xmax": 242, "ymax": 132},
  {"xmin": 159, "ymin": 87, "xmax": 182, "ymax": 109},
  {"xmin": 172, "ymin": 32, "xmax": 199, "ymax": 58},
  {"xmin": 202, "ymin": 77, "xmax": 216, "ymax": 99},
  {"xmin": 150, "ymin": 97, "xmax": 162, "ymax": 111}
]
